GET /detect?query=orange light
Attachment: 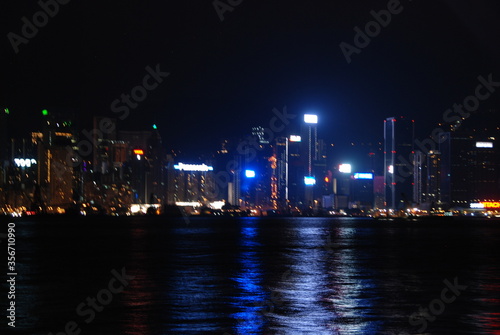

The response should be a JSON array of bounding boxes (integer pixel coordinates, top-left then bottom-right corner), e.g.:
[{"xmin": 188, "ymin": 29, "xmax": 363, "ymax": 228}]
[
  {"xmin": 325, "ymin": 177, "xmax": 329, "ymax": 183},
  {"xmin": 481, "ymin": 202, "xmax": 500, "ymax": 208},
  {"xmin": 133, "ymin": 149, "xmax": 144, "ymax": 155}
]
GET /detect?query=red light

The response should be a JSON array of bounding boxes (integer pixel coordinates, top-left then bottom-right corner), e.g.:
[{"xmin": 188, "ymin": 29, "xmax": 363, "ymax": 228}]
[{"xmin": 133, "ymin": 149, "xmax": 144, "ymax": 155}]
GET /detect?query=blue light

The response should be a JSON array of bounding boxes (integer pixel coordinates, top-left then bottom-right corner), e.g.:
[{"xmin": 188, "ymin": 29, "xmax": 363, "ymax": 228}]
[
  {"xmin": 304, "ymin": 176, "xmax": 316, "ymax": 185},
  {"xmin": 245, "ymin": 170, "xmax": 256, "ymax": 178},
  {"xmin": 353, "ymin": 173, "xmax": 374, "ymax": 180}
]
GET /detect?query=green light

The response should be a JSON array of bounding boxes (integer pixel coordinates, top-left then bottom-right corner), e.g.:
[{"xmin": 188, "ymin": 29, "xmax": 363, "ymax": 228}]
[
  {"xmin": 42, "ymin": 109, "xmax": 48, "ymax": 116},
  {"xmin": 152, "ymin": 124, "xmax": 157, "ymax": 130},
  {"xmin": 4, "ymin": 108, "xmax": 9, "ymax": 115}
]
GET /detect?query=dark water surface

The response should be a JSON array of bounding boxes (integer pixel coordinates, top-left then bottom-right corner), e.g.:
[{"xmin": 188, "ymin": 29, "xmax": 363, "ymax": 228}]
[{"xmin": 1, "ymin": 216, "xmax": 500, "ymax": 334}]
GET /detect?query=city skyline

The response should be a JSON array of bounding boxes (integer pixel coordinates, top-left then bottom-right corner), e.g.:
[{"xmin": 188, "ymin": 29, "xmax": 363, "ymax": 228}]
[
  {"xmin": 3, "ymin": 3, "xmax": 500, "ymax": 334},
  {"xmin": 1, "ymin": 106, "xmax": 499, "ymax": 216}
]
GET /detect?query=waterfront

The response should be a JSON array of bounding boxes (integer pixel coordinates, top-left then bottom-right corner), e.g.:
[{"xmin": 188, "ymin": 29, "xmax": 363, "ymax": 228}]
[{"xmin": 1, "ymin": 216, "xmax": 500, "ymax": 334}]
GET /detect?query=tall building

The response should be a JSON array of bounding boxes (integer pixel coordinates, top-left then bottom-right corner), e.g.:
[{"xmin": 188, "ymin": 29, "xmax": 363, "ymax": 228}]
[
  {"xmin": 275, "ymin": 137, "xmax": 288, "ymax": 209},
  {"xmin": 167, "ymin": 162, "xmax": 216, "ymax": 204},
  {"xmin": 424, "ymin": 150, "xmax": 441, "ymax": 207},
  {"xmin": 252, "ymin": 126, "xmax": 269, "ymax": 144},
  {"xmin": 413, "ymin": 150, "xmax": 425, "ymax": 205},
  {"xmin": 37, "ymin": 114, "xmax": 78, "ymax": 210},
  {"xmin": 350, "ymin": 173, "xmax": 375, "ymax": 210},
  {"xmin": 439, "ymin": 131, "xmax": 499, "ymax": 208},
  {"xmin": 384, "ymin": 117, "xmax": 415, "ymax": 209},
  {"xmin": 0, "ymin": 109, "xmax": 13, "ymax": 209},
  {"xmin": 119, "ymin": 129, "xmax": 167, "ymax": 204},
  {"xmin": 287, "ymin": 134, "xmax": 303, "ymax": 207}
]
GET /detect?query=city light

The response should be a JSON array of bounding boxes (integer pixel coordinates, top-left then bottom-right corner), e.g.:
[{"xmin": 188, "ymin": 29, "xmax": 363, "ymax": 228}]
[
  {"xmin": 476, "ymin": 142, "xmax": 493, "ymax": 148},
  {"xmin": 175, "ymin": 202, "xmax": 201, "ymax": 207},
  {"xmin": 470, "ymin": 203, "xmax": 485, "ymax": 209},
  {"xmin": 14, "ymin": 158, "xmax": 37, "ymax": 168},
  {"xmin": 304, "ymin": 176, "xmax": 316, "ymax": 185},
  {"xmin": 174, "ymin": 163, "xmax": 214, "ymax": 172},
  {"xmin": 354, "ymin": 172, "xmax": 374, "ymax": 180},
  {"xmin": 245, "ymin": 170, "xmax": 256, "ymax": 178},
  {"xmin": 289, "ymin": 135, "xmax": 302, "ymax": 142},
  {"xmin": 304, "ymin": 114, "xmax": 318, "ymax": 124},
  {"xmin": 388, "ymin": 165, "xmax": 394, "ymax": 174},
  {"xmin": 133, "ymin": 149, "xmax": 144, "ymax": 155},
  {"xmin": 339, "ymin": 164, "xmax": 352, "ymax": 173},
  {"xmin": 471, "ymin": 201, "xmax": 500, "ymax": 209}
]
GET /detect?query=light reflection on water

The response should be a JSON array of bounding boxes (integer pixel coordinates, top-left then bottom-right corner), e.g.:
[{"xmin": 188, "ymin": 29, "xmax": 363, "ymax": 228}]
[{"xmin": 3, "ymin": 216, "xmax": 500, "ymax": 335}]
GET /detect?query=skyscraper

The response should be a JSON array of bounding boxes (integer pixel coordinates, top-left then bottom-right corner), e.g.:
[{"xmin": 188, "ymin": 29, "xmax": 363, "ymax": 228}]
[
  {"xmin": 384, "ymin": 117, "xmax": 415, "ymax": 209},
  {"xmin": 37, "ymin": 114, "xmax": 78, "ymax": 210},
  {"xmin": 439, "ymin": 130, "xmax": 499, "ymax": 208}
]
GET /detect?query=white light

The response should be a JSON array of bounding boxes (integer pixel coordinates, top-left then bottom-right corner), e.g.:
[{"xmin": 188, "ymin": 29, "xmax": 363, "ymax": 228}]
[
  {"xmin": 304, "ymin": 114, "xmax": 318, "ymax": 124},
  {"xmin": 476, "ymin": 142, "xmax": 493, "ymax": 148},
  {"xmin": 339, "ymin": 164, "xmax": 352, "ymax": 173},
  {"xmin": 175, "ymin": 202, "xmax": 201, "ymax": 207},
  {"xmin": 210, "ymin": 201, "xmax": 225, "ymax": 210},
  {"xmin": 289, "ymin": 135, "xmax": 302, "ymax": 142},
  {"xmin": 14, "ymin": 158, "xmax": 37, "ymax": 167},
  {"xmin": 174, "ymin": 163, "xmax": 214, "ymax": 172},
  {"xmin": 304, "ymin": 176, "xmax": 316, "ymax": 185},
  {"xmin": 470, "ymin": 203, "xmax": 485, "ymax": 209},
  {"xmin": 388, "ymin": 165, "xmax": 394, "ymax": 174},
  {"xmin": 130, "ymin": 204, "xmax": 141, "ymax": 214},
  {"xmin": 136, "ymin": 154, "xmax": 141, "ymax": 160},
  {"xmin": 245, "ymin": 170, "xmax": 256, "ymax": 178}
]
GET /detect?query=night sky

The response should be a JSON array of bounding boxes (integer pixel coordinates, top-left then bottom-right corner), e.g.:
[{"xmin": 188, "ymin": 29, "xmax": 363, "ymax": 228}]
[{"xmin": 2, "ymin": 0, "xmax": 500, "ymax": 157}]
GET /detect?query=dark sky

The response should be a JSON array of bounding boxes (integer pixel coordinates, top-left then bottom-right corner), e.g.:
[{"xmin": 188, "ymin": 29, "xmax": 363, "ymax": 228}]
[{"xmin": 2, "ymin": 0, "xmax": 500, "ymax": 155}]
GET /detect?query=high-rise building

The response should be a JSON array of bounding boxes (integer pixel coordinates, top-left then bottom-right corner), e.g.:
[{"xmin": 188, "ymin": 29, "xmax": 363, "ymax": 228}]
[
  {"xmin": 36, "ymin": 114, "xmax": 78, "ymax": 210},
  {"xmin": 384, "ymin": 117, "xmax": 415, "ymax": 209},
  {"xmin": 350, "ymin": 173, "xmax": 375, "ymax": 210},
  {"xmin": 424, "ymin": 150, "xmax": 441, "ymax": 207},
  {"xmin": 439, "ymin": 131, "xmax": 499, "ymax": 208},
  {"xmin": 252, "ymin": 126, "xmax": 269, "ymax": 144},
  {"xmin": 413, "ymin": 150, "xmax": 425, "ymax": 205},
  {"xmin": 287, "ymin": 135, "xmax": 303, "ymax": 207},
  {"xmin": 119, "ymin": 129, "xmax": 167, "ymax": 204},
  {"xmin": 167, "ymin": 162, "xmax": 216, "ymax": 204},
  {"xmin": 275, "ymin": 137, "xmax": 288, "ymax": 209}
]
